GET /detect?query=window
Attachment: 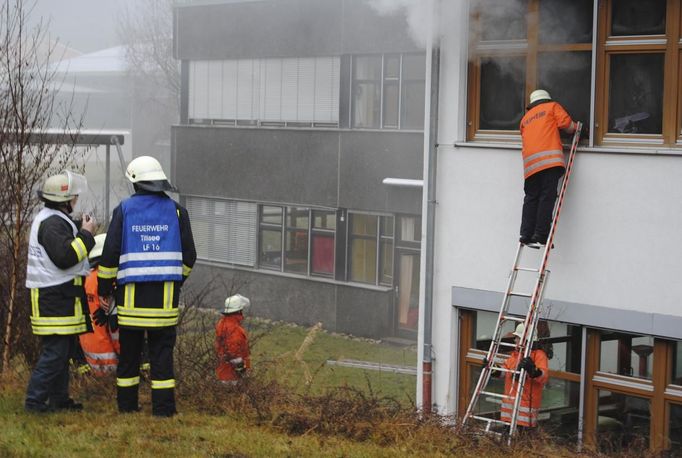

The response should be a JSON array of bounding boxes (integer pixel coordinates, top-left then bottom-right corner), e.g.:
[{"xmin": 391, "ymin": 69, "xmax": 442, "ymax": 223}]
[
  {"xmin": 351, "ymin": 54, "xmax": 425, "ymax": 130},
  {"xmin": 674, "ymin": 341, "xmax": 682, "ymax": 385},
  {"xmin": 185, "ymin": 197, "xmax": 257, "ymax": 266},
  {"xmin": 597, "ymin": 390, "xmax": 650, "ymax": 452},
  {"xmin": 189, "ymin": 57, "xmax": 340, "ymax": 126},
  {"xmin": 468, "ymin": 0, "xmax": 682, "ymax": 146},
  {"xmin": 599, "ymin": 331, "xmax": 654, "ymax": 380},
  {"xmin": 348, "ymin": 213, "xmax": 394, "ymax": 285},
  {"xmin": 468, "ymin": 0, "xmax": 592, "ymax": 139},
  {"xmin": 670, "ymin": 403, "xmax": 682, "ymax": 452},
  {"xmin": 258, "ymin": 206, "xmax": 336, "ymax": 277}
]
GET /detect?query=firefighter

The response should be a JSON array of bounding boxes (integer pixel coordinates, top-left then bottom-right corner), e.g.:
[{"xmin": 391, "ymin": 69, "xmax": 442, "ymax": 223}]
[
  {"xmin": 25, "ymin": 171, "xmax": 97, "ymax": 412},
  {"xmin": 499, "ymin": 323, "xmax": 549, "ymax": 431},
  {"xmin": 215, "ymin": 294, "xmax": 251, "ymax": 384},
  {"xmin": 79, "ymin": 233, "xmax": 120, "ymax": 376},
  {"xmin": 519, "ymin": 89, "xmax": 579, "ymax": 248},
  {"xmin": 97, "ymin": 156, "xmax": 196, "ymax": 416}
]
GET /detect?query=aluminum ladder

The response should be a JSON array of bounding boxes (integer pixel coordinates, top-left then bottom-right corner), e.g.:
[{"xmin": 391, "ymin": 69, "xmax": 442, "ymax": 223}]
[{"xmin": 461, "ymin": 123, "xmax": 583, "ymax": 443}]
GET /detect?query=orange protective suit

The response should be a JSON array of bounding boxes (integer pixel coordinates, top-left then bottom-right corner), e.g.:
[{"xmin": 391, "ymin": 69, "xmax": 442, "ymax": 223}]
[
  {"xmin": 215, "ymin": 313, "xmax": 250, "ymax": 382},
  {"xmin": 79, "ymin": 269, "xmax": 119, "ymax": 375},
  {"xmin": 500, "ymin": 348, "xmax": 549, "ymax": 428},
  {"xmin": 520, "ymin": 101, "xmax": 577, "ymax": 179}
]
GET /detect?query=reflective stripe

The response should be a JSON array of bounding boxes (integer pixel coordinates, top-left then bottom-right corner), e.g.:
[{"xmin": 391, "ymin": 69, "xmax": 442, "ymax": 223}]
[
  {"xmin": 84, "ymin": 351, "xmax": 118, "ymax": 360},
  {"xmin": 117, "ymin": 266, "xmax": 183, "ymax": 280},
  {"xmin": 117, "ymin": 307, "xmax": 178, "ymax": 318},
  {"xmin": 124, "ymin": 283, "xmax": 136, "ymax": 309},
  {"xmin": 98, "ymin": 265, "xmax": 118, "ymax": 279},
  {"xmin": 71, "ymin": 238, "xmax": 88, "ymax": 262},
  {"xmin": 31, "ymin": 289, "xmax": 39, "ymax": 317},
  {"xmin": 32, "ymin": 324, "xmax": 87, "ymax": 335},
  {"xmin": 119, "ymin": 252, "xmax": 183, "ymax": 263},
  {"xmin": 117, "ymin": 315, "xmax": 179, "ymax": 328},
  {"xmin": 163, "ymin": 282, "xmax": 174, "ymax": 310},
  {"xmin": 523, "ymin": 149, "xmax": 565, "ymax": 177},
  {"xmin": 117, "ymin": 376, "xmax": 140, "ymax": 387},
  {"xmin": 182, "ymin": 264, "xmax": 192, "ymax": 276},
  {"xmin": 151, "ymin": 379, "xmax": 175, "ymax": 389},
  {"xmin": 31, "ymin": 316, "xmax": 86, "ymax": 325}
]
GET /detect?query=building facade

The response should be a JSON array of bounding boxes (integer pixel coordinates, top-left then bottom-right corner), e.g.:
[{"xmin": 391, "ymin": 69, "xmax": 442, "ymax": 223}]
[
  {"xmin": 421, "ymin": 0, "xmax": 682, "ymax": 452},
  {"xmin": 172, "ymin": 0, "xmax": 425, "ymax": 339}
]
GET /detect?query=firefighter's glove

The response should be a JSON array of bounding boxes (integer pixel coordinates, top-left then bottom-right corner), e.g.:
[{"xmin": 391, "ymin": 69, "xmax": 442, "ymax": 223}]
[
  {"xmin": 518, "ymin": 357, "xmax": 542, "ymax": 379},
  {"xmin": 93, "ymin": 308, "xmax": 108, "ymax": 327},
  {"xmin": 230, "ymin": 357, "xmax": 245, "ymax": 374},
  {"xmin": 108, "ymin": 313, "xmax": 118, "ymax": 332}
]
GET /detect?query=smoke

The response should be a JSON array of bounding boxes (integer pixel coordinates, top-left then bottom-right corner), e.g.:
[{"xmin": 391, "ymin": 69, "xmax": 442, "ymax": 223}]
[{"xmin": 367, "ymin": 0, "xmax": 436, "ymax": 49}]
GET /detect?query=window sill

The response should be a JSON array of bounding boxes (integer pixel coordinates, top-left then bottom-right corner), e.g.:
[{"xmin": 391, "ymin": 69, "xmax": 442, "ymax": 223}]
[
  {"xmin": 176, "ymin": 123, "xmax": 423, "ymax": 135},
  {"xmin": 195, "ymin": 258, "xmax": 394, "ymax": 292},
  {"xmin": 453, "ymin": 141, "xmax": 682, "ymax": 157}
]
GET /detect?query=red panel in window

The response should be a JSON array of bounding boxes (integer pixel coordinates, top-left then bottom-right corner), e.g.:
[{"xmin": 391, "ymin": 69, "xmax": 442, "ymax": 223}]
[{"xmin": 312, "ymin": 234, "xmax": 334, "ymax": 274}]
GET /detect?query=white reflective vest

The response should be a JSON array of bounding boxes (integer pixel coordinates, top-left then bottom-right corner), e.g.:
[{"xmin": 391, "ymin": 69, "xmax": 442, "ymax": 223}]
[{"xmin": 26, "ymin": 208, "xmax": 91, "ymax": 288}]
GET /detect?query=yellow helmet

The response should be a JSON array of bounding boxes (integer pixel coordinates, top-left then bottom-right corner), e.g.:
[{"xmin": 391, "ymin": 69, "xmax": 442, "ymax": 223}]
[{"xmin": 38, "ymin": 171, "xmax": 87, "ymax": 203}]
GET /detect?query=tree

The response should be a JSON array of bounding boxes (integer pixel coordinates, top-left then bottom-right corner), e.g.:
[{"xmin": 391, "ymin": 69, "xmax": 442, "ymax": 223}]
[{"xmin": 0, "ymin": 0, "xmax": 84, "ymax": 373}]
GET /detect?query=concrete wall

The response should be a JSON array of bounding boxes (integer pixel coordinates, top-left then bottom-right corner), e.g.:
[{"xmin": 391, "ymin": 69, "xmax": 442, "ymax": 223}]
[
  {"xmin": 172, "ymin": 126, "xmax": 423, "ymax": 214},
  {"xmin": 185, "ymin": 263, "xmax": 393, "ymax": 338},
  {"xmin": 174, "ymin": 0, "xmax": 421, "ymax": 60}
]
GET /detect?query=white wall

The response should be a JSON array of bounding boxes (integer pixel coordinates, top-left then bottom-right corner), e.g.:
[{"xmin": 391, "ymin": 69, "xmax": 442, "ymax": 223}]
[{"xmin": 421, "ymin": 0, "xmax": 682, "ymax": 415}]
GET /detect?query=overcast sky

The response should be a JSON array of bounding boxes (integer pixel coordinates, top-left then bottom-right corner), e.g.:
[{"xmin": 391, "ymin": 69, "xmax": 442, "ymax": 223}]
[{"xmin": 30, "ymin": 0, "xmax": 135, "ymax": 53}]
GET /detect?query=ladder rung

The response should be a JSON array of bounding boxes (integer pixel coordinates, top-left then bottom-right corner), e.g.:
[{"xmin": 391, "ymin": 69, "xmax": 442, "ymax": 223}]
[
  {"xmin": 509, "ymin": 291, "xmax": 532, "ymax": 298},
  {"xmin": 481, "ymin": 390, "xmax": 505, "ymax": 399},
  {"xmin": 515, "ymin": 266, "xmax": 539, "ymax": 272},
  {"xmin": 502, "ymin": 315, "xmax": 525, "ymax": 323},
  {"xmin": 498, "ymin": 341, "xmax": 517, "ymax": 348},
  {"xmin": 471, "ymin": 415, "xmax": 511, "ymax": 426},
  {"xmin": 492, "ymin": 366, "xmax": 520, "ymax": 375}
]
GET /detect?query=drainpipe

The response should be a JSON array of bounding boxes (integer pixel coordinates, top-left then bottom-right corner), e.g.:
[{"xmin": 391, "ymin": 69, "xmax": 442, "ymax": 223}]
[{"xmin": 422, "ymin": 3, "xmax": 440, "ymax": 415}]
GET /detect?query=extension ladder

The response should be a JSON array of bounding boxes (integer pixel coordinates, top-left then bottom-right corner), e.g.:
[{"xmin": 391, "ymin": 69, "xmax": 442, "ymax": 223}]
[{"xmin": 461, "ymin": 123, "xmax": 583, "ymax": 443}]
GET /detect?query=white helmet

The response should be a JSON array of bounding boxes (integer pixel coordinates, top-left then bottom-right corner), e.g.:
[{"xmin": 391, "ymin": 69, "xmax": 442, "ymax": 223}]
[
  {"xmin": 513, "ymin": 323, "xmax": 538, "ymax": 342},
  {"xmin": 223, "ymin": 294, "xmax": 250, "ymax": 314},
  {"xmin": 89, "ymin": 233, "xmax": 107, "ymax": 260},
  {"xmin": 38, "ymin": 170, "xmax": 88, "ymax": 203},
  {"xmin": 125, "ymin": 156, "xmax": 167, "ymax": 183},
  {"xmin": 529, "ymin": 89, "xmax": 551, "ymax": 105}
]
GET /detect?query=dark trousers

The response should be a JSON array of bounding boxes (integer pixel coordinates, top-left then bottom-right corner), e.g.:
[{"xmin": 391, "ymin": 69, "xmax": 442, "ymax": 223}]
[
  {"xmin": 25, "ymin": 335, "xmax": 76, "ymax": 411},
  {"xmin": 117, "ymin": 326, "xmax": 176, "ymax": 416},
  {"xmin": 520, "ymin": 167, "xmax": 565, "ymax": 243}
]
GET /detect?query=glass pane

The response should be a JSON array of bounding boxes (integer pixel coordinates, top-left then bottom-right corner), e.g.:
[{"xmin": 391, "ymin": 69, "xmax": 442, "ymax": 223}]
[
  {"xmin": 192, "ymin": 219, "xmax": 210, "ymax": 259},
  {"xmin": 259, "ymin": 228, "xmax": 282, "ymax": 269},
  {"xmin": 673, "ymin": 341, "xmax": 682, "ymax": 385},
  {"xmin": 353, "ymin": 82, "xmax": 381, "ymax": 128},
  {"xmin": 469, "ymin": 365, "xmax": 505, "ymax": 418},
  {"xmin": 611, "ymin": 0, "xmax": 665, "ymax": 36},
  {"xmin": 539, "ymin": 0, "xmax": 593, "ymax": 44},
  {"xmin": 475, "ymin": 0, "xmax": 528, "ymax": 41},
  {"xmin": 312, "ymin": 210, "xmax": 336, "ymax": 230},
  {"xmin": 473, "ymin": 311, "xmax": 516, "ymax": 351},
  {"xmin": 671, "ymin": 403, "xmax": 682, "ymax": 452},
  {"xmin": 401, "ymin": 81, "xmax": 425, "ymax": 130},
  {"xmin": 397, "ymin": 253, "xmax": 419, "ymax": 331},
  {"xmin": 351, "ymin": 238, "xmax": 377, "ymax": 283},
  {"xmin": 479, "ymin": 56, "xmax": 525, "ymax": 130},
  {"xmin": 284, "ymin": 228, "xmax": 308, "ymax": 274},
  {"xmin": 538, "ymin": 52, "xmax": 591, "ymax": 131},
  {"xmin": 354, "ymin": 55, "xmax": 382, "ymax": 80},
  {"xmin": 311, "ymin": 233, "xmax": 334, "ymax": 275},
  {"xmin": 383, "ymin": 81, "xmax": 399, "ymax": 128},
  {"xmin": 540, "ymin": 379, "xmax": 581, "ymax": 442},
  {"xmin": 261, "ymin": 206, "xmax": 283, "ymax": 225},
  {"xmin": 398, "ymin": 216, "xmax": 421, "ymax": 242},
  {"xmin": 351, "ymin": 214, "xmax": 378, "ymax": 237},
  {"xmin": 608, "ymin": 53, "xmax": 663, "ymax": 134},
  {"xmin": 379, "ymin": 239, "xmax": 393, "ymax": 285},
  {"xmin": 597, "ymin": 390, "xmax": 650, "ymax": 453},
  {"xmin": 384, "ymin": 55, "xmax": 400, "ymax": 79},
  {"xmin": 401, "ymin": 54, "xmax": 425, "ymax": 80},
  {"xmin": 599, "ymin": 332, "xmax": 654, "ymax": 379},
  {"xmin": 539, "ymin": 321, "xmax": 582, "ymax": 374},
  {"xmin": 380, "ymin": 216, "xmax": 394, "ymax": 237},
  {"xmin": 287, "ymin": 207, "xmax": 309, "ymax": 229}
]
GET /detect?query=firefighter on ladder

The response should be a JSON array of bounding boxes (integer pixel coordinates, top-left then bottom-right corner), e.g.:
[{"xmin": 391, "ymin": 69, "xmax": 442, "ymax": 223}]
[
  {"xmin": 97, "ymin": 156, "xmax": 196, "ymax": 416},
  {"xmin": 495, "ymin": 323, "xmax": 549, "ymax": 432},
  {"xmin": 519, "ymin": 89, "xmax": 579, "ymax": 249}
]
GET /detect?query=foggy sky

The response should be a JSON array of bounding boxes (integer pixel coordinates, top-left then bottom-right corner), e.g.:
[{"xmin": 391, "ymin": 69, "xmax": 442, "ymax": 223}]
[{"xmin": 29, "ymin": 0, "xmax": 135, "ymax": 53}]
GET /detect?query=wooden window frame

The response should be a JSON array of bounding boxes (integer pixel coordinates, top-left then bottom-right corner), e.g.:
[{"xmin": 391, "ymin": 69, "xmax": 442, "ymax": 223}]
[{"xmin": 467, "ymin": 0, "xmax": 592, "ymax": 141}]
